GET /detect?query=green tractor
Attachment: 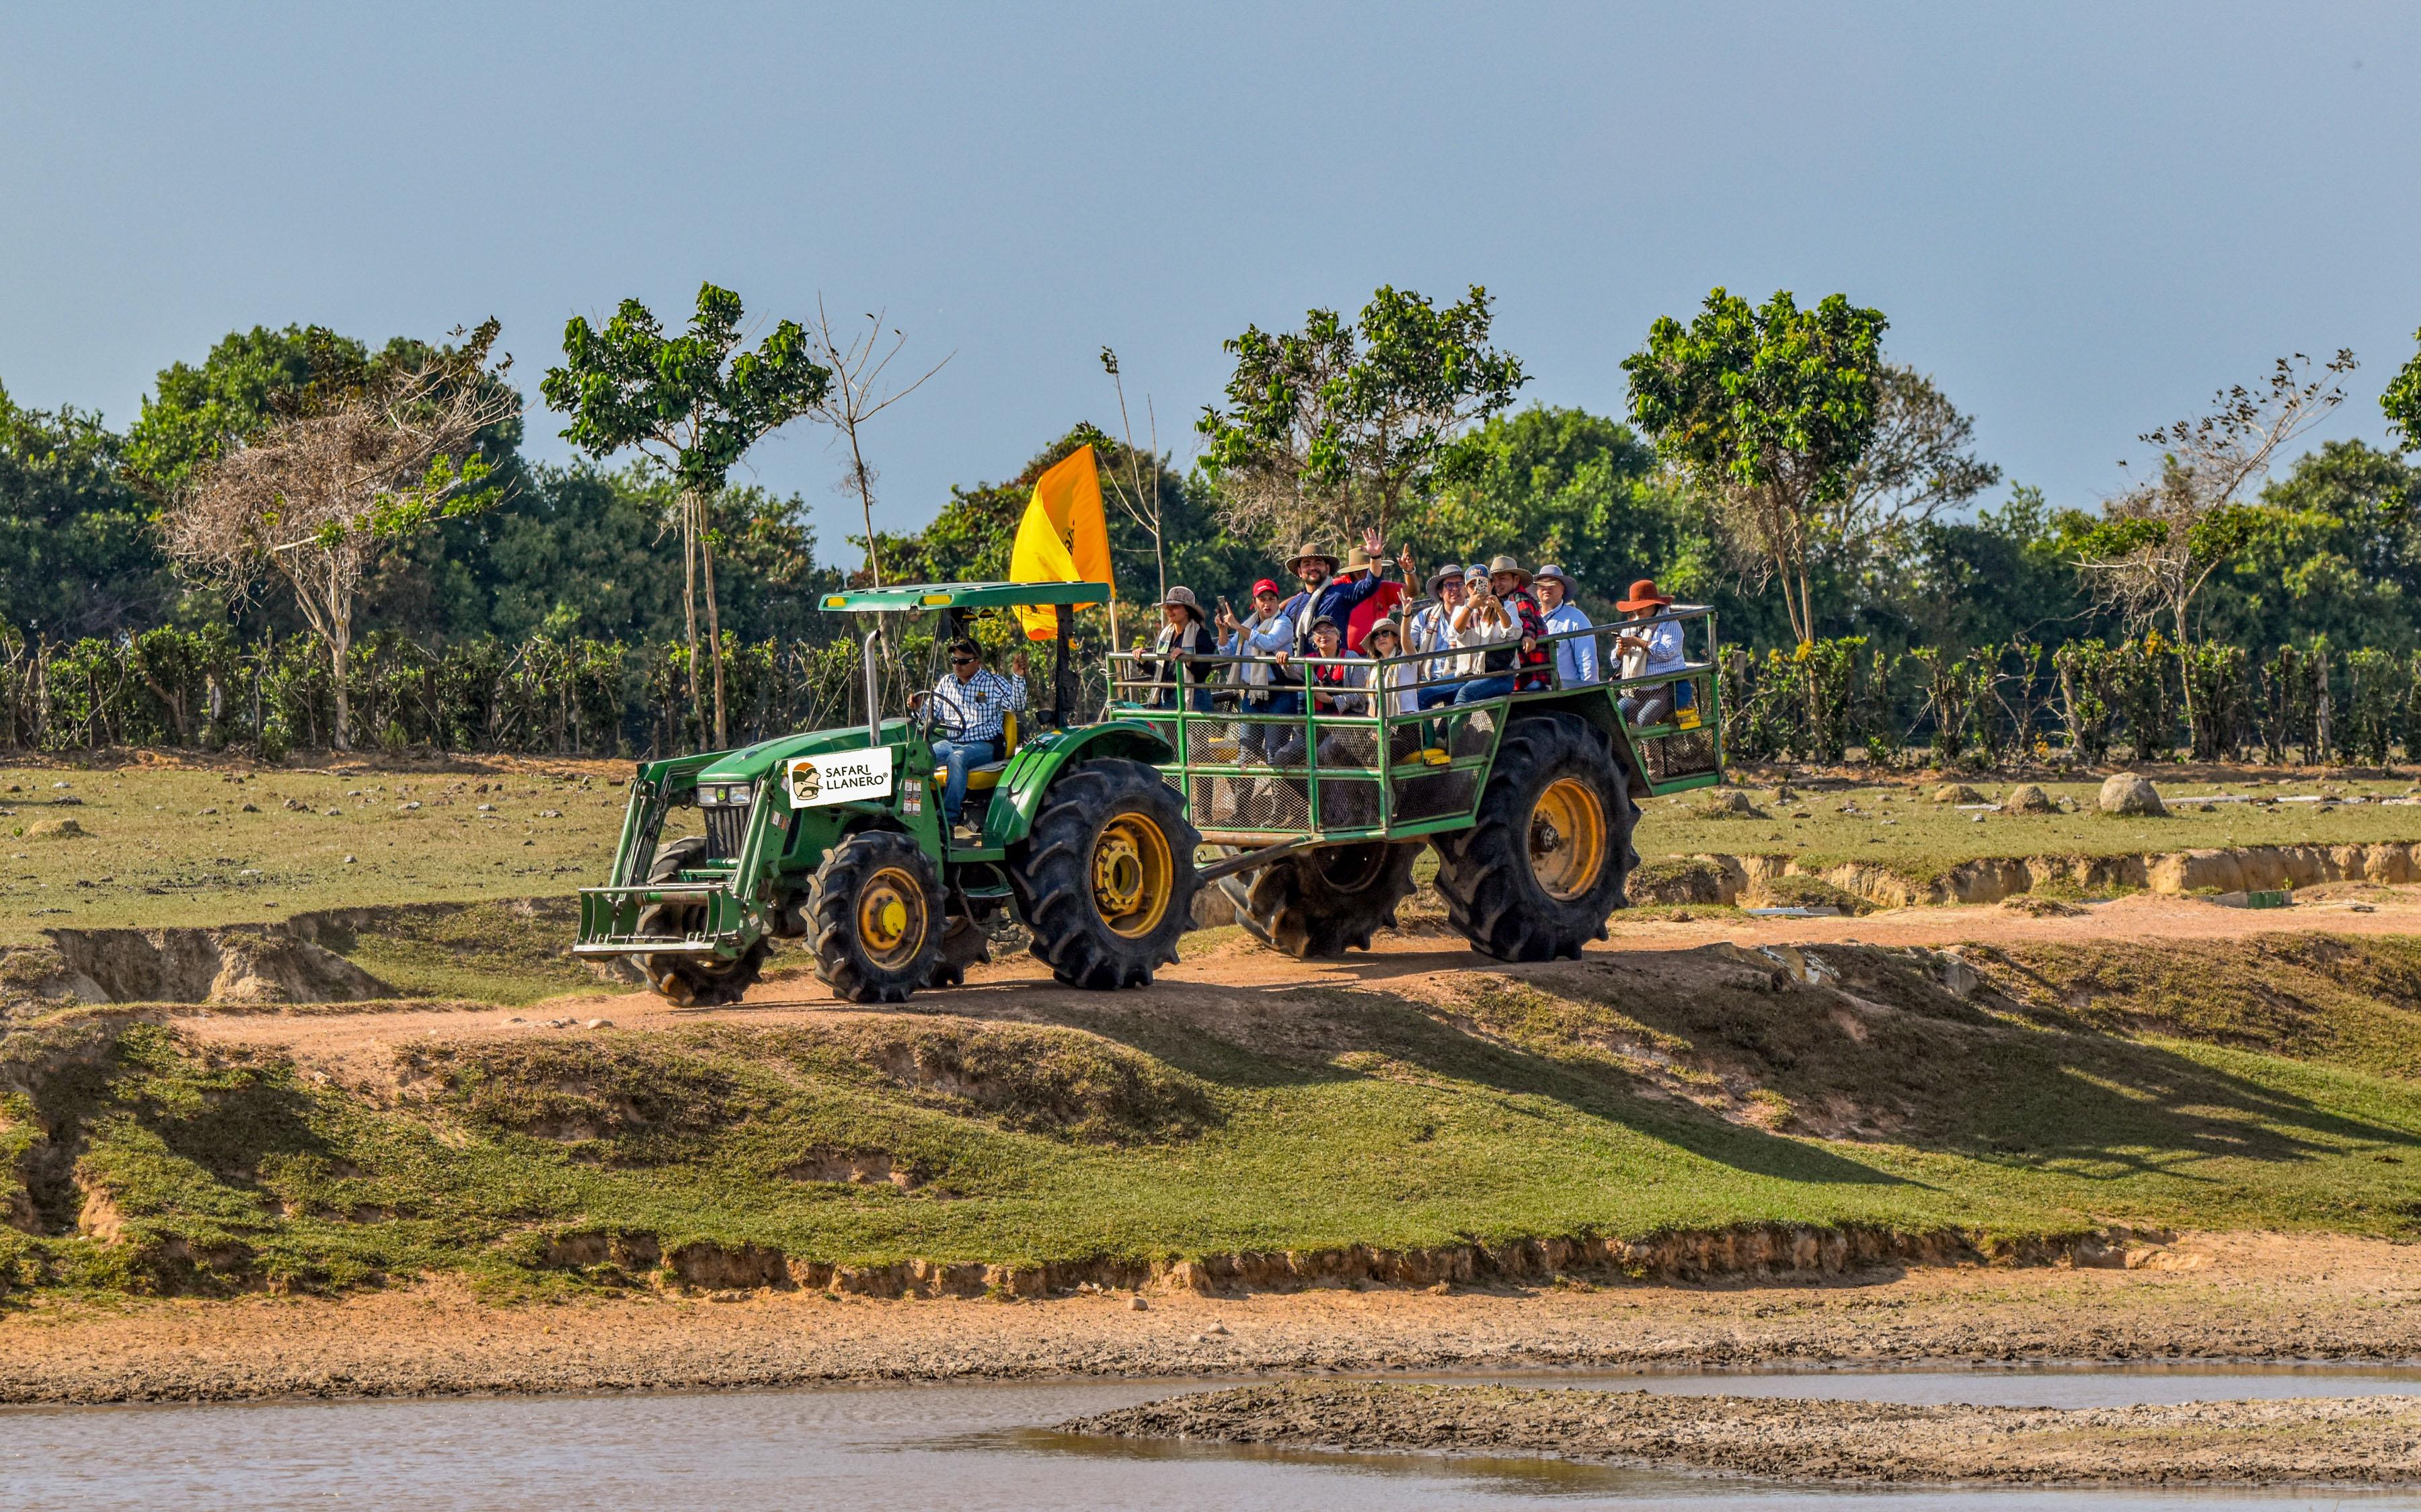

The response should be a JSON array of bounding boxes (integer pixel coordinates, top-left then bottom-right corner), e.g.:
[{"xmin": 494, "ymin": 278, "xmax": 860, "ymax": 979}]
[
  {"xmin": 573, "ymin": 580, "xmax": 1199, "ymax": 1006},
  {"xmin": 1111, "ymin": 603, "xmax": 1725, "ymax": 962}
]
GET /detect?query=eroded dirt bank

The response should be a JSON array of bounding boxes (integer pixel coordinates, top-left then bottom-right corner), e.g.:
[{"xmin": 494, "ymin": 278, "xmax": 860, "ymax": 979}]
[
  {"xmin": 1063, "ymin": 1379, "xmax": 2421, "ymax": 1486},
  {"xmin": 3, "ymin": 1232, "xmax": 2419, "ymax": 1406}
]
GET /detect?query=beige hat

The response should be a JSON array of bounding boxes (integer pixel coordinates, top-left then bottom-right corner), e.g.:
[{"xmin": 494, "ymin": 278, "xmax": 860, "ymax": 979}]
[
  {"xmin": 1287, "ymin": 542, "xmax": 1340, "ymax": 573},
  {"xmin": 1341, "ymin": 546, "xmax": 1375, "ymax": 573},
  {"xmin": 1486, "ymin": 554, "xmax": 1531, "ymax": 588},
  {"xmin": 1160, "ymin": 586, "xmax": 1204, "ymax": 618}
]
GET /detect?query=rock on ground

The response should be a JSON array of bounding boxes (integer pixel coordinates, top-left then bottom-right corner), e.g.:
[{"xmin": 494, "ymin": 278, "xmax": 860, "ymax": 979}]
[
  {"xmin": 2003, "ymin": 783, "xmax": 2057, "ymax": 814},
  {"xmin": 2100, "ymin": 772, "xmax": 2167, "ymax": 816}
]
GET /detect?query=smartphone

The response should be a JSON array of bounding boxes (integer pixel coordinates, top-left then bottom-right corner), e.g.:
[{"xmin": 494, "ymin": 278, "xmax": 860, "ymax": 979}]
[{"xmin": 1217, "ymin": 596, "xmax": 1235, "ymax": 619}]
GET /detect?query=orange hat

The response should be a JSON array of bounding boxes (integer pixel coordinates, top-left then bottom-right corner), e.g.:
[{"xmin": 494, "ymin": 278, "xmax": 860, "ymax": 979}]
[{"xmin": 1617, "ymin": 579, "xmax": 1672, "ymax": 611}]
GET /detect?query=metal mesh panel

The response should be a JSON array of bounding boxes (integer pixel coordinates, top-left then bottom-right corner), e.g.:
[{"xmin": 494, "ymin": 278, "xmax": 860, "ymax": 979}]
[{"xmin": 1188, "ymin": 772, "xmax": 1310, "ymax": 831}]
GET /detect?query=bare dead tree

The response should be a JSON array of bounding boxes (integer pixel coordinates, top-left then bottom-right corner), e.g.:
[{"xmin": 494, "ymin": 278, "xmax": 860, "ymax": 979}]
[
  {"xmin": 1098, "ymin": 347, "xmax": 1167, "ymax": 600},
  {"xmin": 2077, "ymin": 349, "xmax": 2358, "ymax": 731},
  {"xmin": 1823, "ymin": 364, "xmax": 2000, "ymax": 578},
  {"xmin": 802, "ymin": 301, "xmax": 952, "ymax": 588},
  {"xmin": 163, "ymin": 323, "xmax": 518, "ymax": 751}
]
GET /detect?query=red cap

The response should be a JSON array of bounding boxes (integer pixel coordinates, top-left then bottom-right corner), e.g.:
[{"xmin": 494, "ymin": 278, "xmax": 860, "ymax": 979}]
[{"xmin": 1252, "ymin": 578, "xmax": 1280, "ymax": 597}]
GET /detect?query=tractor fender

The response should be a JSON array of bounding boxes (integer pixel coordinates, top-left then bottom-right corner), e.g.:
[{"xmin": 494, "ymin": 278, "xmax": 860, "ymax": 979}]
[{"xmin": 978, "ymin": 719, "xmax": 1176, "ymax": 849}]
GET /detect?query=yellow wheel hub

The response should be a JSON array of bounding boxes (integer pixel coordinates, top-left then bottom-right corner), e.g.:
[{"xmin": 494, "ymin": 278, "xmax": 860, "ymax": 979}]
[
  {"xmin": 855, "ymin": 867, "xmax": 927, "ymax": 967},
  {"xmin": 1092, "ymin": 813, "xmax": 1174, "ymax": 939},
  {"xmin": 1529, "ymin": 777, "xmax": 1609, "ymax": 902}
]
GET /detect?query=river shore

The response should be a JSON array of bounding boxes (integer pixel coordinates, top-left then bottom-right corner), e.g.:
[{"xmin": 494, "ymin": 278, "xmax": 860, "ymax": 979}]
[
  {"xmin": 3, "ymin": 1232, "xmax": 2417, "ymax": 1406},
  {"xmin": 1063, "ymin": 1379, "xmax": 2421, "ymax": 1486}
]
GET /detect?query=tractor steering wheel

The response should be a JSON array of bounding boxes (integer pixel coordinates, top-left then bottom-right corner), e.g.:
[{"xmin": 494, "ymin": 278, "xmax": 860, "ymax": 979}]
[{"xmin": 919, "ymin": 682, "xmax": 974, "ymax": 741}]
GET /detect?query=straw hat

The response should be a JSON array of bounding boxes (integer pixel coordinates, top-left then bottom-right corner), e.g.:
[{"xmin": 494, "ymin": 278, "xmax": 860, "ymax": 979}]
[
  {"xmin": 1617, "ymin": 578, "xmax": 1673, "ymax": 611},
  {"xmin": 1287, "ymin": 542, "xmax": 1340, "ymax": 572},
  {"xmin": 1485, "ymin": 554, "xmax": 1531, "ymax": 588}
]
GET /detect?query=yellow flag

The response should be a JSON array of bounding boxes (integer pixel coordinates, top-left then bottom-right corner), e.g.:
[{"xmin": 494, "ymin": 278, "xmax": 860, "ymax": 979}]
[{"xmin": 1007, "ymin": 444, "xmax": 1114, "ymax": 640}]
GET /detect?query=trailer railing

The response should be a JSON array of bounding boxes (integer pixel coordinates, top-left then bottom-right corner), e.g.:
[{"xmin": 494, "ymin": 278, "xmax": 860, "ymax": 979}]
[{"xmin": 1105, "ymin": 604, "xmax": 1723, "ymax": 845}]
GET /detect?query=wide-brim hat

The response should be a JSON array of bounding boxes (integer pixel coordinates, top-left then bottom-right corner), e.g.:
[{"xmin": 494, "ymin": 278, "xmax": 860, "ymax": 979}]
[
  {"xmin": 1535, "ymin": 563, "xmax": 1576, "ymax": 590},
  {"xmin": 1363, "ymin": 615, "xmax": 1404, "ymax": 643},
  {"xmin": 1425, "ymin": 565, "xmax": 1463, "ymax": 594},
  {"xmin": 1485, "ymin": 554, "xmax": 1531, "ymax": 587},
  {"xmin": 1288, "ymin": 543, "xmax": 1340, "ymax": 572},
  {"xmin": 1617, "ymin": 578, "xmax": 1673, "ymax": 611},
  {"xmin": 1161, "ymin": 586, "xmax": 1204, "ymax": 616},
  {"xmin": 1341, "ymin": 547, "xmax": 1375, "ymax": 573}
]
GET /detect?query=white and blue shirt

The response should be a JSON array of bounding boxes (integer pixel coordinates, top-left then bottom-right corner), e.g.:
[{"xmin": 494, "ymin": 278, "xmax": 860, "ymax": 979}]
[
  {"xmin": 929, "ymin": 669, "xmax": 1026, "ymax": 742},
  {"xmin": 1541, "ymin": 600, "xmax": 1597, "ymax": 686}
]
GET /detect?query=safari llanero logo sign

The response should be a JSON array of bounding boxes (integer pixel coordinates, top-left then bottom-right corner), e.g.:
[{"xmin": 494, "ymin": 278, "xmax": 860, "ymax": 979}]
[{"xmin": 786, "ymin": 747, "xmax": 895, "ymax": 808}]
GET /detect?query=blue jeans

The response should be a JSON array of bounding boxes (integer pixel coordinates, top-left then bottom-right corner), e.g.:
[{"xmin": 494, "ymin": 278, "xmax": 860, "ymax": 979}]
[
  {"xmin": 1416, "ymin": 683, "xmax": 1463, "ymax": 711},
  {"xmin": 931, "ymin": 735, "xmax": 999, "ymax": 823},
  {"xmin": 1452, "ymin": 675, "xmax": 1516, "ymax": 705}
]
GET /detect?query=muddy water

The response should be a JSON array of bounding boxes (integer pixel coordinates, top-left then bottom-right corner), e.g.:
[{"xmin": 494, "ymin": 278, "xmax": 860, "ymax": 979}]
[{"xmin": 9, "ymin": 1366, "xmax": 2421, "ymax": 1510}]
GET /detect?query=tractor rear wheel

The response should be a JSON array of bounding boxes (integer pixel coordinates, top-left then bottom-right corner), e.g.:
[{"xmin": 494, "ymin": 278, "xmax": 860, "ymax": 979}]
[
  {"xmin": 1216, "ymin": 840, "xmax": 1422, "ymax": 959},
  {"xmin": 1431, "ymin": 713, "xmax": 1632, "ymax": 962},
  {"xmin": 633, "ymin": 835, "xmax": 770, "ymax": 1006},
  {"xmin": 1008, "ymin": 758, "xmax": 1199, "ymax": 989},
  {"xmin": 807, "ymin": 830, "xmax": 944, "ymax": 1004}
]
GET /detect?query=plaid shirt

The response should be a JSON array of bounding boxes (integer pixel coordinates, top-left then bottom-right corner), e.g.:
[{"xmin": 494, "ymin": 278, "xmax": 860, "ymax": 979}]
[{"xmin": 929, "ymin": 669, "xmax": 1026, "ymax": 742}]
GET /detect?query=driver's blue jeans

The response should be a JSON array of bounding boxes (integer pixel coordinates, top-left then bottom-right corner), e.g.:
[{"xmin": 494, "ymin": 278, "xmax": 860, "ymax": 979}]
[{"xmin": 931, "ymin": 736, "xmax": 999, "ymax": 824}]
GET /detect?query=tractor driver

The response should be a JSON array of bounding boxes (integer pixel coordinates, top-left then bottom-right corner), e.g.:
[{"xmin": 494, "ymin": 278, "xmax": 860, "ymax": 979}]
[{"xmin": 911, "ymin": 638, "xmax": 1029, "ymax": 832}]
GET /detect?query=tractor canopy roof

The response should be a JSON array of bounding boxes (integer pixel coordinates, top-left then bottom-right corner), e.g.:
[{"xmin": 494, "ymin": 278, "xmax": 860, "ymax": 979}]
[{"xmin": 818, "ymin": 580, "xmax": 1112, "ymax": 613}]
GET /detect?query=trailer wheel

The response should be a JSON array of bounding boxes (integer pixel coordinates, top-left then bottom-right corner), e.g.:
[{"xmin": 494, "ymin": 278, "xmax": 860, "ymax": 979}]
[
  {"xmin": 1009, "ymin": 758, "xmax": 1199, "ymax": 989},
  {"xmin": 807, "ymin": 830, "xmax": 943, "ymax": 1004},
  {"xmin": 924, "ymin": 913, "xmax": 991, "ymax": 988},
  {"xmin": 1215, "ymin": 840, "xmax": 1423, "ymax": 959},
  {"xmin": 1430, "ymin": 713, "xmax": 1632, "ymax": 962},
  {"xmin": 633, "ymin": 836, "xmax": 771, "ymax": 1006}
]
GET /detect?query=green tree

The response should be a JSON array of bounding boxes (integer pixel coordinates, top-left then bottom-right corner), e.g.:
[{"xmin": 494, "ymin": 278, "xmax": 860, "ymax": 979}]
[
  {"xmin": 1197, "ymin": 284, "xmax": 1525, "ymax": 552},
  {"xmin": 1417, "ymin": 404, "xmax": 1687, "ymax": 610},
  {"xmin": 1623, "ymin": 288, "xmax": 1889, "ymax": 645},
  {"xmin": 0, "ymin": 383, "xmax": 172, "ymax": 637},
  {"xmin": 541, "ymin": 282, "xmax": 831, "ymax": 746},
  {"xmin": 2386, "ymin": 326, "xmax": 2421, "ymax": 452},
  {"xmin": 124, "ymin": 325, "xmax": 363, "ymax": 498}
]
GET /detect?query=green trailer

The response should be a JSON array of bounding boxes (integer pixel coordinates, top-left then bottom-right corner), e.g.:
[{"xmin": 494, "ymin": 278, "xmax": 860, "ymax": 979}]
[
  {"xmin": 1106, "ymin": 606, "xmax": 1723, "ymax": 961},
  {"xmin": 572, "ymin": 580, "xmax": 1197, "ymax": 1006}
]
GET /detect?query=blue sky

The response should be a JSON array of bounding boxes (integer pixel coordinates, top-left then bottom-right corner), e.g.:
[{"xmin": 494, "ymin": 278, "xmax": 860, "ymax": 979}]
[{"xmin": 3, "ymin": 2, "xmax": 2414, "ymax": 564}]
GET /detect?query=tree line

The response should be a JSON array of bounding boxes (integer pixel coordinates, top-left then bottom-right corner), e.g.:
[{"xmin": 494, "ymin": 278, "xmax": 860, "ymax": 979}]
[{"xmin": 1, "ymin": 279, "xmax": 2417, "ymax": 761}]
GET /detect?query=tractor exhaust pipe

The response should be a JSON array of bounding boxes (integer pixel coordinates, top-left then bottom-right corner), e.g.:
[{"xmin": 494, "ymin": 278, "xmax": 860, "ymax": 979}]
[{"xmin": 863, "ymin": 628, "xmax": 882, "ymax": 749}]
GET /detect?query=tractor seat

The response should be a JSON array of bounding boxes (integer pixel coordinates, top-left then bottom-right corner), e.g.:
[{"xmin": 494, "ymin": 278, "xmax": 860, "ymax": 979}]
[{"xmin": 936, "ymin": 711, "xmax": 1019, "ymax": 793}]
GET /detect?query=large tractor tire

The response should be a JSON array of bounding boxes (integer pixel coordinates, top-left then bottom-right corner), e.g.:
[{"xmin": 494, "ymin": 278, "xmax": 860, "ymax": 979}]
[
  {"xmin": 806, "ymin": 830, "xmax": 944, "ymax": 1004},
  {"xmin": 633, "ymin": 835, "xmax": 770, "ymax": 1006},
  {"xmin": 1431, "ymin": 713, "xmax": 1633, "ymax": 963},
  {"xmin": 1215, "ymin": 840, "xmax": 1422, "ymax": 959},
  {"xmin": 1008, "ymin": 758, "xmax": 1200, "ymax": 990}
]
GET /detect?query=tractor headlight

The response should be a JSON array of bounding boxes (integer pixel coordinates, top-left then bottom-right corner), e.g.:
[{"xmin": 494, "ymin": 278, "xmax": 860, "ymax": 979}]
[{"xmin": 698, "ymin": 783, "xmax": 755, "ymax": 807}]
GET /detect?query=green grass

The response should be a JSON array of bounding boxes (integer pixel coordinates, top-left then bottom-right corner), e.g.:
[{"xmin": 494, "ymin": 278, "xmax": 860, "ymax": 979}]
[
  {"xmin": 0, "ymin": 757, "xmax": 634, "ymax": 946},
  {"xmin": 1641, "ymin": 776, "xmax": 2421, "ymax": 881},
  {"xmin": 6, "ymin": 933, "xmax": 2421, "ymax": 1298},
  {"xmin": 310, "ymin": 900, "xmax": 624, "ymax": 1006}
]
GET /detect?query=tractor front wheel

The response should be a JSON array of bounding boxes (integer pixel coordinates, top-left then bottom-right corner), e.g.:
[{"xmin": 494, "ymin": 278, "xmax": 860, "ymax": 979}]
[
  {"xmin": 1430, "ymin": 713, "xmax": 1632, "ymax": 962},
  {"xmin": 633, "ymin": 835, "xmax": 770, "ymax": 1006},
  {"xmin": 807, "ymin": 830, "xmax": 944, "ymax": 1004},
  {"xmin": 1008, "ymin": 758, "xmax": 1199, "ymax": 989}
]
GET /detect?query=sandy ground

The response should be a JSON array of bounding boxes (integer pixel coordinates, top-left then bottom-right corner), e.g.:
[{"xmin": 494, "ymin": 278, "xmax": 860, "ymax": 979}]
[
  {"xmin": 1064, "ymin": 1380, "xmax": 2421, "ymax": 1486},
  {"xmin": 169, "ymin": 882, "xmax": 2421, "ymax": 1067},
  {"xmin": 4, "ymin": 1232, "xmax": 2420, "ymax": 1405}
]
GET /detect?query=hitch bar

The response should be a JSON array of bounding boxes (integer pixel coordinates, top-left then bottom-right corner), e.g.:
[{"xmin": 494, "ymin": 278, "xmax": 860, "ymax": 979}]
[{"xmin": 1194, "ymin": 837, "xmax": 1311, "ymax": 885}]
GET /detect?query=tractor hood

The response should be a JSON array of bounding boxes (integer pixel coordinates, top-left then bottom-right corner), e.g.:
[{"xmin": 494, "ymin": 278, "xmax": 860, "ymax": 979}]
[{"xmin": 694, "ymin": 720, "xmax": 916, "ymax": 788}]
